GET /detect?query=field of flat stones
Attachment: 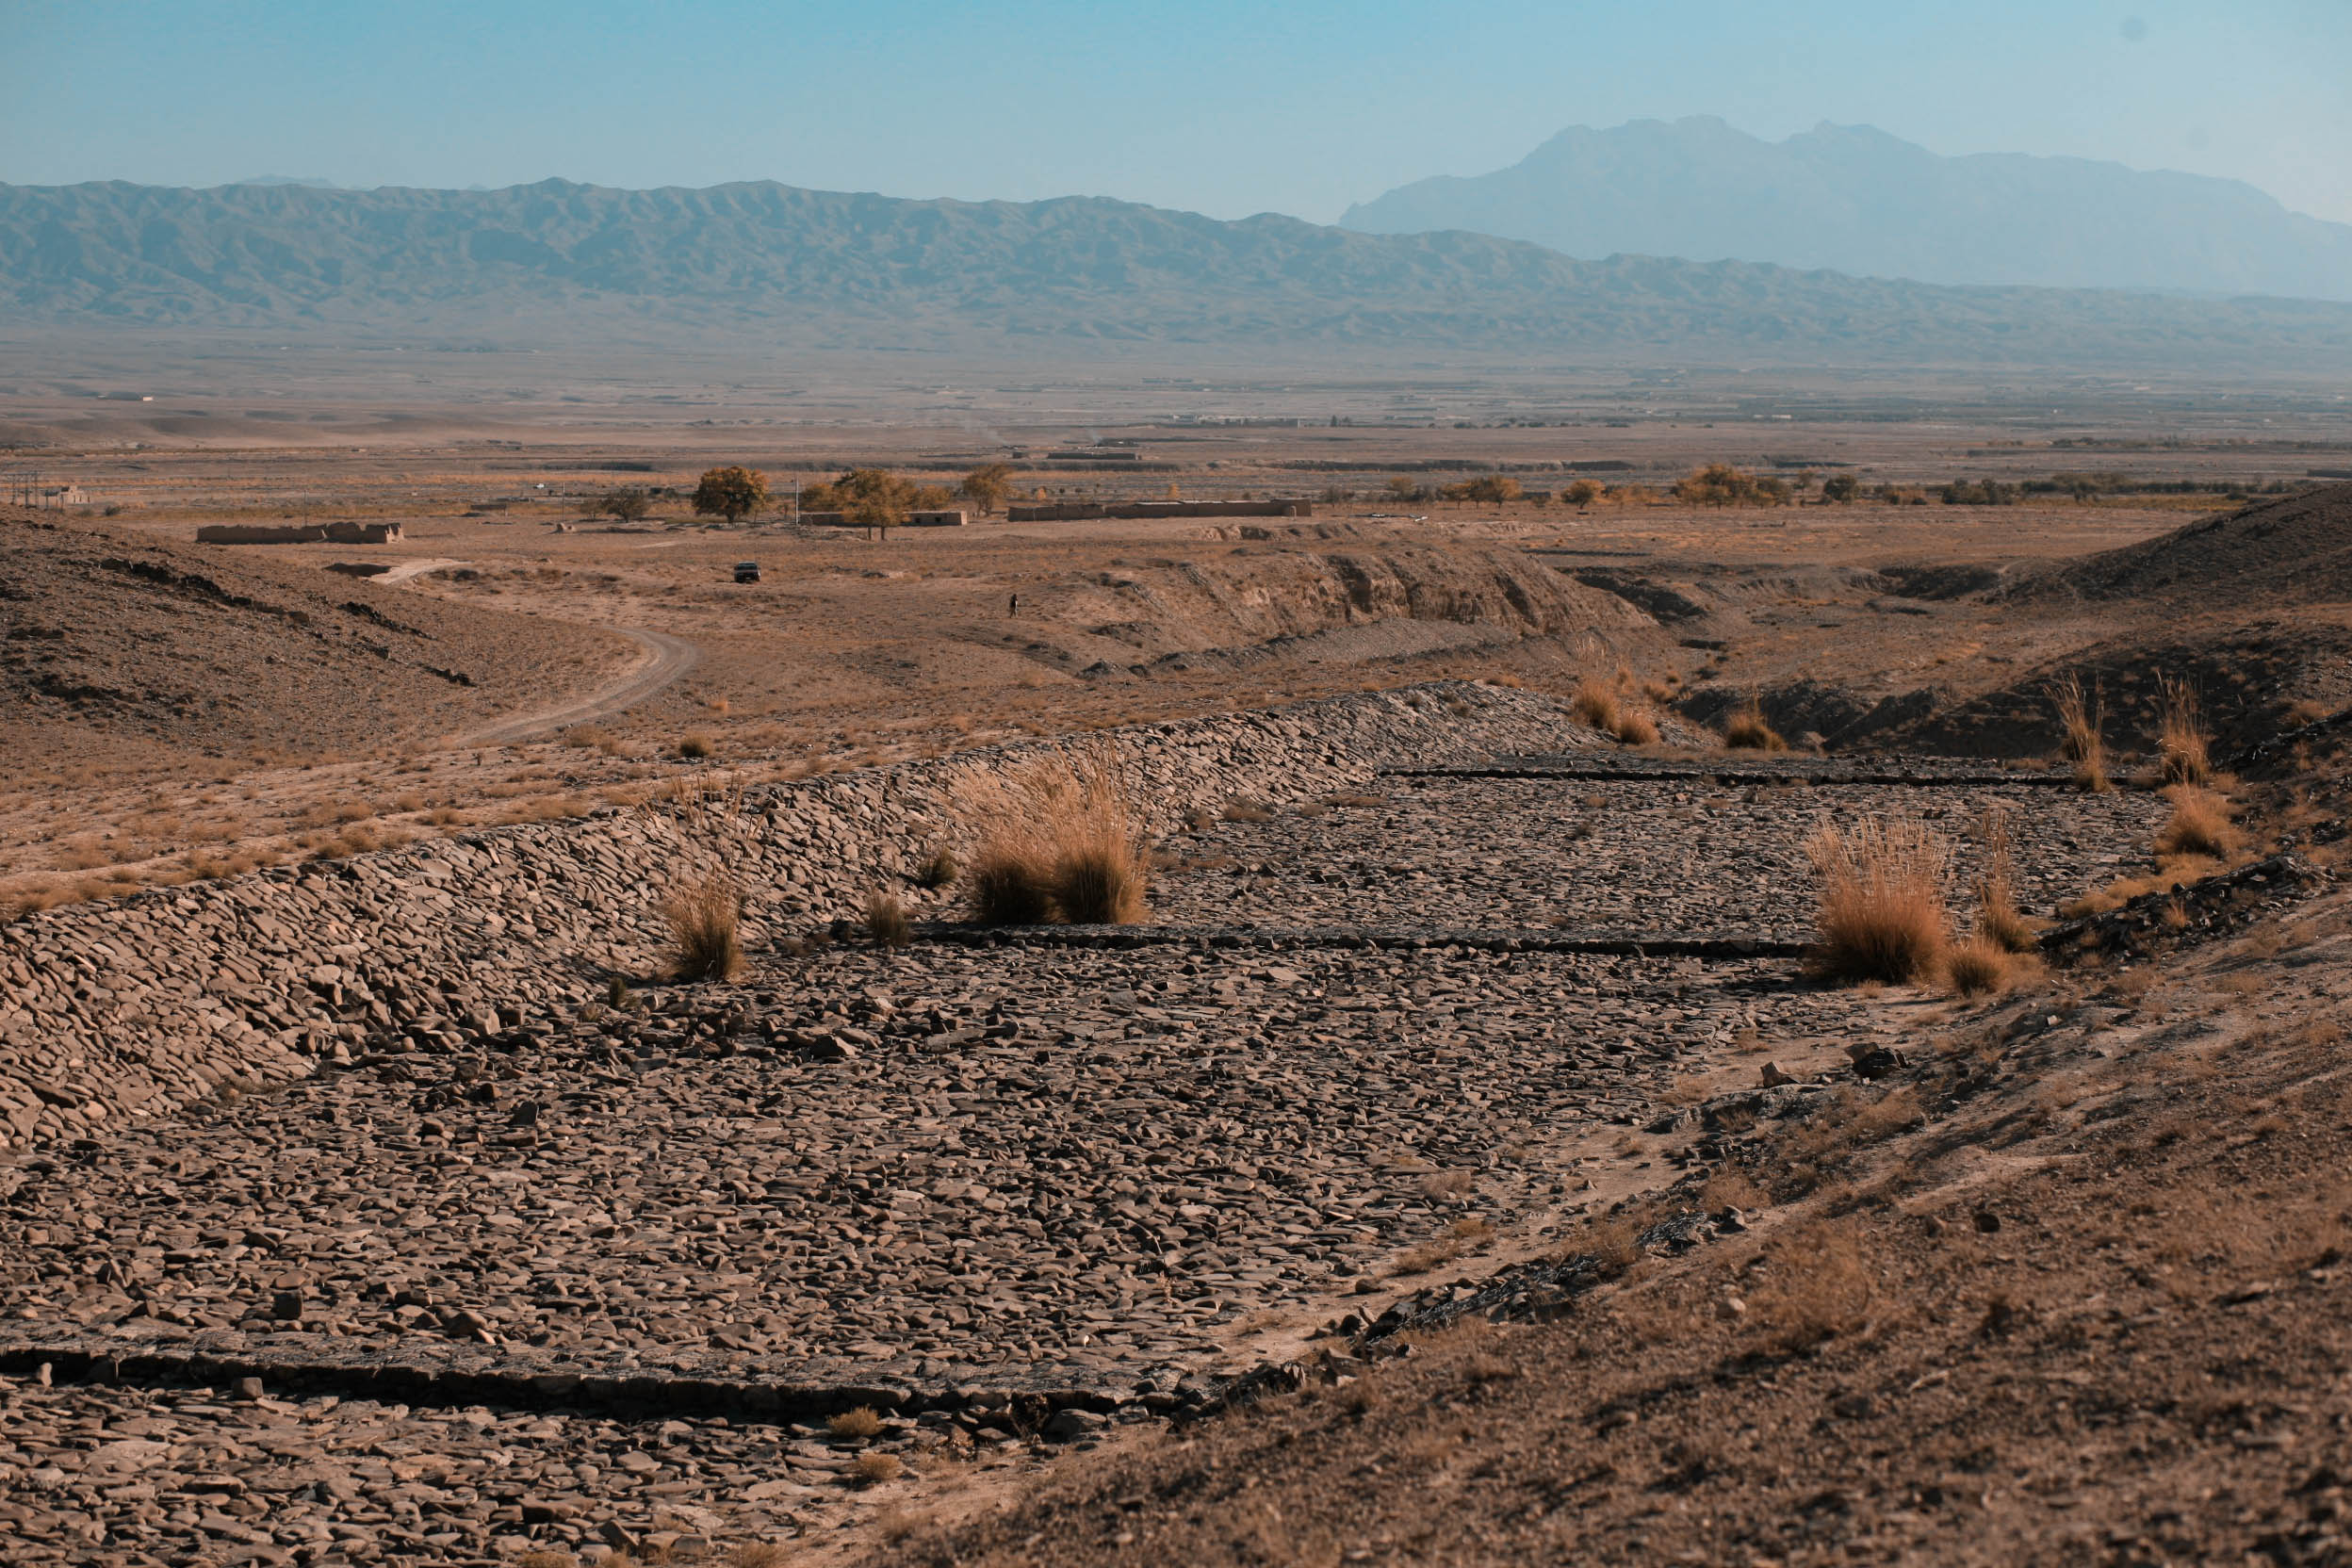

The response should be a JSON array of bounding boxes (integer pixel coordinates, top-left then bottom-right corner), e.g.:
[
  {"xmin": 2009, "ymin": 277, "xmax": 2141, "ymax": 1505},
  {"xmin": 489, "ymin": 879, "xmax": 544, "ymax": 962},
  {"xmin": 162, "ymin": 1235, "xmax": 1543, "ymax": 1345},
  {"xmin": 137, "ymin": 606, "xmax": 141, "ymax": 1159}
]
[
  {"xmin": 0, "ymin": 748, "xmax": 2166, "ymax": 1563},
  {"xmin": 1152, "ymin": 776, "xmax": 2164, "ymax": 936}
]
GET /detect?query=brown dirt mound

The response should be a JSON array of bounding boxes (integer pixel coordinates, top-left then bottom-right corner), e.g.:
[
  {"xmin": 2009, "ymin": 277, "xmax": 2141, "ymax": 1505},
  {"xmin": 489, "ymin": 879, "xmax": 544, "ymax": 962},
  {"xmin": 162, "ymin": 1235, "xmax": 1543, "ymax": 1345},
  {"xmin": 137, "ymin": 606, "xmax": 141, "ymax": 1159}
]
[
  {"xmin": 2021, "ymin": 480, "xmax": 2352, "ymax": 608},
  {"xmin": 0, "ymin": 511, "xmax": 629, "ymax": 758},
  {"xmin": 1884, "ymin": 617, "xmax": 2352, "ymax": 760}
]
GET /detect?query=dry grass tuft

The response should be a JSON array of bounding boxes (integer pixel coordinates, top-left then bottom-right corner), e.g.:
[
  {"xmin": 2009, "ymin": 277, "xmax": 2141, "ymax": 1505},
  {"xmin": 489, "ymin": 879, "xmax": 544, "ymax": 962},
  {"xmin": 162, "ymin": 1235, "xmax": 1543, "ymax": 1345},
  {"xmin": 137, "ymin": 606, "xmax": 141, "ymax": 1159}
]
[
  {"xmin": 2155, "ymin": 786, "xmax": 2241, "ymax": 860},
  {"xmin": 677, "ymin": 733, "xmax": 714, "ymax": 760},
  {"xmin": 2155, "ymin": 675, "xmax": 2210, "ymax": 787},
  {"xmin": 1805, "ymin": 815, "xmax": 1952, "ymax": 985},
  {"xmin": 1570, "ymin": 679, "xmax": 1621, "ymax": 733},
  {"xmin": 914, "ymin": 845, "xmax": 958, "ymax": 890},
  {"xmin": 849, "ymin": 1452, "xmax": 905, "ymax": 1485},
  {"xmin": 827, "ymin": 1406, "xmax": 885, "ymax": 1440},
  {"xmin": 1970, "ymin": 810, "xmax": 2038, "ymax": 953},
  {"xmin": 2048, "ymin": 674, "xmax": 2111, "ymax": 792},
  {"xmin": 1723, "ymin": 700, "xmax": 1787, "ymax": 751},
  {"xmin": 864, "ymin": 890, "xmax": 911, "ymax": 947},
  {"xmin": 658, "ymin": 870, "xmax": 744, "ymax": 981},
  {"xmin": 952, "ymin": 743, "xmax": 1150, "ymax": 925},
  {"xmin": 1747, "ymin": 1224, "xmax": 1874, "ymax": 1352},
  {"xmin": 1610, "ymin": 706, "xmax": 1661, "ymax": 746},
  {"xmin": 1946, "ymin": 937, "xmax": 2014, "ymax": 998}
]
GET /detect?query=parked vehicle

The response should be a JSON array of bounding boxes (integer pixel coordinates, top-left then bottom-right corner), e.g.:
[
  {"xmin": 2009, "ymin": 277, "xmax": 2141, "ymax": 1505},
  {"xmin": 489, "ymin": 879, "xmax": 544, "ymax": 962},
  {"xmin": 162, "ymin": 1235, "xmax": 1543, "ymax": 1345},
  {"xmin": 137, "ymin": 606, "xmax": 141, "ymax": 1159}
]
[{"xmin": 732, "ymin": 561, "xmax": 761, "ymax": 583}]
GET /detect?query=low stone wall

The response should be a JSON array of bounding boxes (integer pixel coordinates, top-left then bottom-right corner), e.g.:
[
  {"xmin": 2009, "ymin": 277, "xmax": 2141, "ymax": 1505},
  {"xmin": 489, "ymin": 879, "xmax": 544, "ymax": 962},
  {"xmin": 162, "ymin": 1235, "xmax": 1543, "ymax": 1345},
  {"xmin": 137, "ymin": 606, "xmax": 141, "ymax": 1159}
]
[{"xmin": 0, "ymin": 682, "xmax": 1588, "ymax": 1152}]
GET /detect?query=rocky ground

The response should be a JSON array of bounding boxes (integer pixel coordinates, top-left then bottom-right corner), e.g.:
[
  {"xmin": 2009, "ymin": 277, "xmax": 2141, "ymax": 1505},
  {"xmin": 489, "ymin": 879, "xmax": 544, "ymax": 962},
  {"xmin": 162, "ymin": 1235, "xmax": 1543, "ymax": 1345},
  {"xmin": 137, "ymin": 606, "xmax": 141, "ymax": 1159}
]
[{"xmin": 0, "ymin": 746, "xmax": 2194, "ymax": 1564}]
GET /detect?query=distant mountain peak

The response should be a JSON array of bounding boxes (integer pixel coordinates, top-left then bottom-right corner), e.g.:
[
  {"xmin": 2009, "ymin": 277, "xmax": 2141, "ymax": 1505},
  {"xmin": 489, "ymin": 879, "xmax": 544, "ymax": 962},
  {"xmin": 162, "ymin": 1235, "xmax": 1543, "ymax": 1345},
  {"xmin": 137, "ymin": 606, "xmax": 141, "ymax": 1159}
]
[
  {"xmin": 4, "ymin": 176, "xmax": 2350, "ymax": 370},
  {"xmin": 226, "ymin": 174, "xmax": 337, "ymax": 188},
  {"xmin": 1341, "ymin": 119, "xmax": 2352, "ymax": 301}
]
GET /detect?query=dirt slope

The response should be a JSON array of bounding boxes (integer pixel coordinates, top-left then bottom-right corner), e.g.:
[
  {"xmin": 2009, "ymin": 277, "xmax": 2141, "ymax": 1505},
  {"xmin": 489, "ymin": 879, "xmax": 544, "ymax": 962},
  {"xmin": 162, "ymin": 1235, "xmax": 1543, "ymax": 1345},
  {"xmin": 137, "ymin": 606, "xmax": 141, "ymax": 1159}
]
[
  {"xmin": 870, "ymin": 833, "xmax": 2352, "ymax": 1568},
  {"xmin": 2021, "ymin": 481, "xmax": 2352, "ymax": 609},
  {"xmin": 0, "ymin": 511, "xmax": 629, "ymax": 758}
]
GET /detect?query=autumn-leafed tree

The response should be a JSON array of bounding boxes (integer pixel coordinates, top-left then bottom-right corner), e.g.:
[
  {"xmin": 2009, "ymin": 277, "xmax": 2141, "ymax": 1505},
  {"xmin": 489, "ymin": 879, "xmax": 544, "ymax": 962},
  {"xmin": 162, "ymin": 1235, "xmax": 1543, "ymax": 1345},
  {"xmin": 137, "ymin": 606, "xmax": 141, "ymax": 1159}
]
[
  {"xmin": 800, "ymin": 468, "xmax": 950, "ymax": 531},
  {"xmin": 691, "ymin": 466, "xmax": 769, "ymax": 524},
  {"xmin": 1672, "ymin": 464, "xmax": 1787, "ymax": 507},
  {"xmin": 957, "ymin": 462, "xmax": 1015, "ymax": 515},
  {"xmin": 599, "ymin": 486, "xmax": 651, "ymax": 522},
  {"xmin": 1438, "ymin": 474, "xmax": 1522, "ymax": 504}
]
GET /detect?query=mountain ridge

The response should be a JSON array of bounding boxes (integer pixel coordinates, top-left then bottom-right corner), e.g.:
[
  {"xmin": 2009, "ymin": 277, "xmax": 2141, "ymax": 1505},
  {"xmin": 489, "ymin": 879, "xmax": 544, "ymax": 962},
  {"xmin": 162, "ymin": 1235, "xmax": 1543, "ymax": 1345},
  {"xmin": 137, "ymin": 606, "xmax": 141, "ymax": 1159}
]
[
  {"xmin": 1340, "ymin": 117, "xmax": 2352, "ymax": 302},
  {"xmin": 6, "ymin": 175, "xmax": 2352, "ymax": 368}
]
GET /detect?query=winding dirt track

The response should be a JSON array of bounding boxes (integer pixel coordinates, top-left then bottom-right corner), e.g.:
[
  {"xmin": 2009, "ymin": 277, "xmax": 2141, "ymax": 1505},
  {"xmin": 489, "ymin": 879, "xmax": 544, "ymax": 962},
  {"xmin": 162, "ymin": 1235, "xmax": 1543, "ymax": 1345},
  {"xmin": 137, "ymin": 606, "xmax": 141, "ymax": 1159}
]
[{"xmin": 456, "ymin": 628, "xmax": 700, "ymax": 746}]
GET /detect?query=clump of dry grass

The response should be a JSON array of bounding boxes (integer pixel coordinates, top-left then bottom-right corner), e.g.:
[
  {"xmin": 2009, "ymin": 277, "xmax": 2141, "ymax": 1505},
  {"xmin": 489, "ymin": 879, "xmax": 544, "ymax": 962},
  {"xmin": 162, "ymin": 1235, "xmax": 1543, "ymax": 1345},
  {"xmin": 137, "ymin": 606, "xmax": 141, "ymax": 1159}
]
[
  {"xmin": 1746, "ymin": 1223, "xmax": 1874, "ymax": 1352},
  {"xmin": 1723, "ymin": 699, "xmax": 1787, "ymax": 751},
  {"xmin": 849, "ymin": 1452, "xmax": 904, "ymax": 1485},
  {"xmin": 659, "ymin": 870, "xmax": 744, "ymax": 981},
  {"xmin": 1610, "ymin": 705, "xmax": 1661, "ymax": 745},
  {"xmin": 677, "ymin": 733, "xmax": 714, "ymax": 760},
  {"xmin": 1946, "ymin": 937, "xmax": 2014, "ymax": 998},
  {"xmin": 2154, "ymin": 786, "xmax": 2241, "ymax": 860},
  {"xmin": 864, "ymin": 890, "xmax": 911, "ymax": 947},
  {"xmin": 2155, "ymin": 675, "xmax": 2210, "ymax": 788},
  {"xmin": 2048, "ymin": 674, "xmax": 2110, "ymax": 792},
  {"xmin": 914, "ymin": 845, "xmax": 957, "ymax": 890},
  {"xmin": 951, "ymin": 743, "xmax": 1150, "ymax": 925},
  {"xmin": 827, "ymin": 1406, "xmax": 884, "ymax": 1440},
  {"xmin": 1805, "ymin": 815, "xmax": 1952, "ymax": 984},
  {"xmin": 1970, "ymin": 810, "xmax": 2037, "ymax": 953},
  {"xmin": 1570, "ymin": 679, "xmax": 1621, "ymax": 733}
]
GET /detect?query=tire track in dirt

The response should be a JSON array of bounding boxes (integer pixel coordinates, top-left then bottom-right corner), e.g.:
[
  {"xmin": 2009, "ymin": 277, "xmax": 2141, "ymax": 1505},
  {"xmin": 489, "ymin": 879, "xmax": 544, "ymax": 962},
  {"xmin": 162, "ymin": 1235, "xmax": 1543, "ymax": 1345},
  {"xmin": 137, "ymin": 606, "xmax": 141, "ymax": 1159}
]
[{"xmin": 456, "ymin": 628, "xmax": 700, "ymax": 745}]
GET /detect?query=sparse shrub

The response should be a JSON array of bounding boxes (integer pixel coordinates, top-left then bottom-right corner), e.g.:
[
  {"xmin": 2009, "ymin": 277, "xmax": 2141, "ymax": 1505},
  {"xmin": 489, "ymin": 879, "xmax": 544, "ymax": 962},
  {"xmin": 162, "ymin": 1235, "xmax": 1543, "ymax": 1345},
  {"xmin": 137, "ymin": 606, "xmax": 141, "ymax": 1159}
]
[
  {"xmin": 1560, "ymin": 479, "xmax": 1604, "ymax": 506},
  {"xmin": 2155, "ymin": 787, "xmax": 2240, "ymax": 860},
  {"xmin": 864, "ymin": 891, "xmax": 911, "ymax": 947},
  {"xmin": 1723, "ymin": 701, "xmax": 1787, "ymax": 751},
  {"xmin": 2048, "ymin": 674, "xmax": 2110, "ymax": 792},
  {"xmin": 914, "ymin": 845, "xmax": 958, "ymax": 890},
  {"xmin": 1820, "ymin": 472, "xmax": 1861, "ymax": 503},
  {"xmin": 2155, "ymin": 676, "xmax": 2210, "ymax": 787},
  {"xmin": 658, "ymin": 871, "xmax": 744, "ymax": 981},
  {"xmin": 1806, "ymin": 815, "xmax": 1952, "ymax": 985},
  {"xmin": 677, "ymin": 733, "xmax": 714, "ymax": 760},
  {"xmin": 1946, "ymin": 938, "xmax": 2012, "ymax": 998},
  {"xmin": 828, "ymin": 1406, "xmax": 885, "ymax": 1440}
]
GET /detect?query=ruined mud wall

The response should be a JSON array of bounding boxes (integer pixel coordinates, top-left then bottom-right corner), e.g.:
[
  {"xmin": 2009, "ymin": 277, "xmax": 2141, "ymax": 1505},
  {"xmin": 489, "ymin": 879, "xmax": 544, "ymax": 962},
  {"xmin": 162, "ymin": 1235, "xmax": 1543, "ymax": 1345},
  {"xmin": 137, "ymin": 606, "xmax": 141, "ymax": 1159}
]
[
  {"xmin": 0, "ymin": 683, "xmax": 1587, "ymax": 1152},
  {"xmin": 1005, "ymin": 499, "xmax": 1313, "ymax": 522},
  {"xmin": 194, "ymin": 522, "xmax": 402, "ymax": 545}
]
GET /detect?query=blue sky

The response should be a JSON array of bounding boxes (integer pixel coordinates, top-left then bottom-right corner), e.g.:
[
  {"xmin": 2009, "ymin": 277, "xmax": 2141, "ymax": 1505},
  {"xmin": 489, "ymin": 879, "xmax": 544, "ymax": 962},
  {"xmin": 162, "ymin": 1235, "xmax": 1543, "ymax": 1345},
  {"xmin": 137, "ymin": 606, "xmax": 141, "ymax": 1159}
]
[{"xmin": 7, "ymin": 0, "xmax": 2348, "ymax": 222}]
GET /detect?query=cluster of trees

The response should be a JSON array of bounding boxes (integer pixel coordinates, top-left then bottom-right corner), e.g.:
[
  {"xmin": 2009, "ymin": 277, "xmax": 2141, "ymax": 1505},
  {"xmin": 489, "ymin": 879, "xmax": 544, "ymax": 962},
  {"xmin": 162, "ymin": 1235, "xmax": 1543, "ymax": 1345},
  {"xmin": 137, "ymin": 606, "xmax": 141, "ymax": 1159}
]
[
  {"xmin": 589, "ymin": 462, "xmax": 1025, "ymax": 531},
  {"xmin": 1377, "ymin": 474, "xmax": 1609, "ymax": 507},
  {"xmin": 1672, "ymin": 464, "xmax": 1793, "ymax": 507}
]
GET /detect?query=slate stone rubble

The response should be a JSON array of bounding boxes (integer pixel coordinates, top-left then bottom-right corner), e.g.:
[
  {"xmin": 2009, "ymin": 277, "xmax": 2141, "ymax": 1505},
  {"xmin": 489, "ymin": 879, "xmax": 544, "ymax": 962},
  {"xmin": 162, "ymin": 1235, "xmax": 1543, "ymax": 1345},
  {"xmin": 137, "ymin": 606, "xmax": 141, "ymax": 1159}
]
[
  {"xmin": 0, "ymin": 681, "xmax": 1593, "ymax": 1153},
  {"xmin": 0, "ymin": 679, "xmax": 2307, "ymax": 1563},
  {"xmin": 1, "ymin": 941, "xmax": 1852, "ymax": 1397}
]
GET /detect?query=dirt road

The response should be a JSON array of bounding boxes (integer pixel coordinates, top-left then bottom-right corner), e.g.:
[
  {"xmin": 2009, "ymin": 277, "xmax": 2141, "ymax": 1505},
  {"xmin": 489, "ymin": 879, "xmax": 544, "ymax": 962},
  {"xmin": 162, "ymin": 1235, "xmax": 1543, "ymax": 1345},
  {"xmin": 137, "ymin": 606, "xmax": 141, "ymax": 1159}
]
[{"xmin": 456, "ymin": 628, "xmax": 700, "ymax": 746}]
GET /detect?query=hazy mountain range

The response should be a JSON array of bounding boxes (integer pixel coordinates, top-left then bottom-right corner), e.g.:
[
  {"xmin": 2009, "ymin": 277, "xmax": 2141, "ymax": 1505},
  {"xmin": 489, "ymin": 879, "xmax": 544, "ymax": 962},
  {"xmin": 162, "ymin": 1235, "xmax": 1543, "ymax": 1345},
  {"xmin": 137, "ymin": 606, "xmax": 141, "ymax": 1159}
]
[
  {"xmin": 1341, "ymin": 117, "xmax": 2352, "ymax": 302},
  {"xmin": 5, "ymin": 177, "xmax": 2351, "ymax": 369}
]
